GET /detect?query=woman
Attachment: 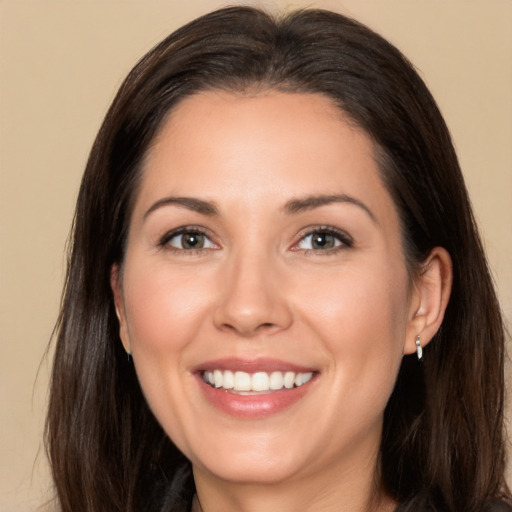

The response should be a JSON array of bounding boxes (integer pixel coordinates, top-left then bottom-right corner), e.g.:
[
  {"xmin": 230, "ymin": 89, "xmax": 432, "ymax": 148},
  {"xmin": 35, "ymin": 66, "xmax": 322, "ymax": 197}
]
[{"xmin": 46, "ymin": 6, "xmax": 511, "ymax": 512}]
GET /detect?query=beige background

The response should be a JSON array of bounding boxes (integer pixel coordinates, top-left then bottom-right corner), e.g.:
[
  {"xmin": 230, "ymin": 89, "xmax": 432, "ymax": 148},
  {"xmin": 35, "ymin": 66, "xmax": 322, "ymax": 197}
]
[{"xmin": 1, "ymin": 1, "xmax": 511, "ymax": 510}]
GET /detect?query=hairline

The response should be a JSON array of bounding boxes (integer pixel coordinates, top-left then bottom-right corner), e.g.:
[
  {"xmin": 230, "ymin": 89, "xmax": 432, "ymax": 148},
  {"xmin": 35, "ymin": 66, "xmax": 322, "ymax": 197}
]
[{"xmin": 119, "ymin": 85, "xmax": 420, "ymax": 283}]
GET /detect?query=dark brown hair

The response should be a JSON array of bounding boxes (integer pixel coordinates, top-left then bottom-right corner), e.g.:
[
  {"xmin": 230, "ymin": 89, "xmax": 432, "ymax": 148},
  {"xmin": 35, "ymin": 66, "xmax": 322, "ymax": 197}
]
[{"xmin": 46, "ymin": 6, "xmax": 511, "ymax": 512}]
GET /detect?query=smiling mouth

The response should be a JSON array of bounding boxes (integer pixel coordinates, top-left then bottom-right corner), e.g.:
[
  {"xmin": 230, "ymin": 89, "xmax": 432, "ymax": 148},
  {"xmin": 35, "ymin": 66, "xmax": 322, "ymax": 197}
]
[{"xmin": 202, "ymin": 370, "xmax": 314, "ymax": 393}]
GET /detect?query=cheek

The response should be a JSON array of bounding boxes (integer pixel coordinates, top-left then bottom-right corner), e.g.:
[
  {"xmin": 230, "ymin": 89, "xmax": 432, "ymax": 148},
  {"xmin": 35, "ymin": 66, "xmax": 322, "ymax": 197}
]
[
  {"xmin": 299, "ymin": 260, "xmax": 409, "ymax": 340},
  {"xmin": 296, "ymin": 260, "xmax": 409, "ymax": 390},
  {"xmin": 122, "ymin": 260, "xmax": 211, "ymax": 355},
  {"xmin": 119, "ymin": 259, "xmax": 213, "ymax": 448}
]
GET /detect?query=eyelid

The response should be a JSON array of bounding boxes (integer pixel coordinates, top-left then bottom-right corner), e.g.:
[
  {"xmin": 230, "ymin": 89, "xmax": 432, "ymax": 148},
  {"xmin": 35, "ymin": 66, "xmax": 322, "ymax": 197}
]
[
  {"xmin": 291, "ymin": 225, "xmax": 354, "ymax": 252},
  {"xmin": 158, "ymin": 225, "xmax": 219, "ymax": 251},
  {"xmin": 156, "ymin": 224, "xmax": 352, "ymax": 253}
]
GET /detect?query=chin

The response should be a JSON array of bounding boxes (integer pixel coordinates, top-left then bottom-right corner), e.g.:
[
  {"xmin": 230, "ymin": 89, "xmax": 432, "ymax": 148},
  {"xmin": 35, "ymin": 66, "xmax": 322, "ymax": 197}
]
[
  {"xmin": 195, "ymin": 454, "xmax": 304, "ymax": 485},
  {"xmin": 181, "ymin": 427, "xmax": 310, "ymax": 485}
]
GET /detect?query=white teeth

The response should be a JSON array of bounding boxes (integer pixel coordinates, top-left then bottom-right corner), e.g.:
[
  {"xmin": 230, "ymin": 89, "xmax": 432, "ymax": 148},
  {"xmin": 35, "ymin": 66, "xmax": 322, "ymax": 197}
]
[
  {"xmin": 294, "ymin": 372, "xmax": 313, "ymax": 387},
  {"xmin": 251, "ymin": 372, "xmax": 269, "ymax": 391},
  {"xmin": 202, "ymin": 370, "xmax": 314, "ymax": 392},
  {"xmin": 303, "ymin": 372, "xmax": 313, "ymax": 385},
  {"xmin": 269, "ymin": 371, "xmax": 284, "ymax": 390},
  {"xmin": 234, "ymin": 371, "xmax": 251, "ymax": 391},
  {"xmin": 213, "ymin": 369, "xmax": 223, "ymax": 388},
  {"xmin": 223, "ymin": 370, "xmax": 234, "ymax": 389},
  {"xmin": 284, "ymin": 371, "xmax": 295, "ymax": 389}
]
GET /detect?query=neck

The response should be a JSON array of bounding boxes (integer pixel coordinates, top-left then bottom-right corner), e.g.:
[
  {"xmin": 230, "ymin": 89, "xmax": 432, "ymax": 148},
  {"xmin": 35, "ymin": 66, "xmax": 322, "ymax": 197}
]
[{"xmin": 191, "ymin": 448, "xmax": 395, "ymax": 512}]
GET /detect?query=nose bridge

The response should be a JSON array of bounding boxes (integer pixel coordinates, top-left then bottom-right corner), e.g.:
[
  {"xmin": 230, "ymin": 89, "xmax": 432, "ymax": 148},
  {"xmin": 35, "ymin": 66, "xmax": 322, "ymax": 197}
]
[{"xmin": 214, "ymin": 244, "xmax": 291, "ymax": 336}]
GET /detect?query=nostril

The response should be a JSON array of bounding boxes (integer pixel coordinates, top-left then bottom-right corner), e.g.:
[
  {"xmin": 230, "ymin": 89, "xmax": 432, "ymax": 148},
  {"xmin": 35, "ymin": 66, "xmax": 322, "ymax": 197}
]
[
  {"xmin": 219, "ymin": 321, "xmax": 277, "ymax": 335},
  {"xmin": 213, "ymin": 284, "xmax": 293, "ymax": 336}
]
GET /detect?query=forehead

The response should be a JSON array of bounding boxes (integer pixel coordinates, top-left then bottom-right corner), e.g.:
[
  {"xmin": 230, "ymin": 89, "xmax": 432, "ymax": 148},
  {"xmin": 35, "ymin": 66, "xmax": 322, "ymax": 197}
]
[{"xmin": 137, "ymin": 90, "xmax": 386, "ymax": 205}]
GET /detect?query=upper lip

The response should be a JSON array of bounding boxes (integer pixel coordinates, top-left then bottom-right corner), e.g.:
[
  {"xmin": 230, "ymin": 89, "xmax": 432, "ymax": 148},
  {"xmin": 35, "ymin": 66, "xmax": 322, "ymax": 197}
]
[{"xmin": 192, "ymin": 357, "xmax": 317, "ymax": 374}]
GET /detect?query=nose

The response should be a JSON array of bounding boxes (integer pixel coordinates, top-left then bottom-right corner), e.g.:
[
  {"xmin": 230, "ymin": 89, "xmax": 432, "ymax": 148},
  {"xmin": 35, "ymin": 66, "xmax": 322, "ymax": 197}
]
[{"xmin": 213, "ymin": 250, "xmax": 293, "ymax": 337}]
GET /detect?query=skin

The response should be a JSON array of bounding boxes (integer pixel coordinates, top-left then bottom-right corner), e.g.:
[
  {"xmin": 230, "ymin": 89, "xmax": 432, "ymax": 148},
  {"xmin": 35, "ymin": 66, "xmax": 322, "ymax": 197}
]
[{"xmin": 111, "ymin": 91, "xmax": 452, "ymax": 512}]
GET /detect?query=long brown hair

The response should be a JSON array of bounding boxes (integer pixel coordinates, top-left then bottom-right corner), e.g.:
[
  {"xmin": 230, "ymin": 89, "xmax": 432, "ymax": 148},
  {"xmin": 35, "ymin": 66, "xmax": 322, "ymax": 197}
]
[{"xmin": 46, "ymin": 6, "xmax": 511, "ymax": 512}]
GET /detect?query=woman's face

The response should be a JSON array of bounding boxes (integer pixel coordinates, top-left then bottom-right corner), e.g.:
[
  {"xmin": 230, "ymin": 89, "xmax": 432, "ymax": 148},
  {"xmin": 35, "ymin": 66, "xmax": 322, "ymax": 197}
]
[{"xmin": 112, "ymin": 91, "xmax": 422, "ymax": 487}]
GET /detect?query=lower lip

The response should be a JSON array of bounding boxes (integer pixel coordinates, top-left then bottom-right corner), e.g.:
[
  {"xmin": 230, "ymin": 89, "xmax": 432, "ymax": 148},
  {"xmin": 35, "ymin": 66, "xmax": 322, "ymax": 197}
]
[{"xmin": 197, "ymin": 375, "xmax": 314, "ymax": 418}]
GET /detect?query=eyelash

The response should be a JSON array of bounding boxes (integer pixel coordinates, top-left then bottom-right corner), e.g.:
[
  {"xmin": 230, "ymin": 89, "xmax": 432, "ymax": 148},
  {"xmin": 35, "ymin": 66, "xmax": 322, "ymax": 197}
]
[
  {"xmin": 158, "ymin": 226, "xmax": 217, "ymax": 254},
  {"xmin": 157, "ymin": 225, "xmax": 353, "ymax": 254},
  {"xmin": 292, "ymin": 226, "xmax": 353, "ymax": 254}
]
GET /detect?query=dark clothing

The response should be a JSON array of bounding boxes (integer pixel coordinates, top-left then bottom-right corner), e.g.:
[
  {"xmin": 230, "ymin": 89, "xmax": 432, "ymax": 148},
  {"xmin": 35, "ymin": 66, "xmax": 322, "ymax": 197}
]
[{"xmin": 157, "ymin": 463, "xmax": 512, "ymax": 512}]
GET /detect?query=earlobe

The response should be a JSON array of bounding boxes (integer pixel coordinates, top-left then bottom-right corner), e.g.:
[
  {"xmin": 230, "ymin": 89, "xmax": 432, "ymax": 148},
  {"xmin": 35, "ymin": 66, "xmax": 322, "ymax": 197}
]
[
  {"xmin": 110, "ymin": 264, "xmax": 131, "ymax": 355},
  {"xmin": 404, "ymin": 247, "xmax": 453, "ymax": 355}
]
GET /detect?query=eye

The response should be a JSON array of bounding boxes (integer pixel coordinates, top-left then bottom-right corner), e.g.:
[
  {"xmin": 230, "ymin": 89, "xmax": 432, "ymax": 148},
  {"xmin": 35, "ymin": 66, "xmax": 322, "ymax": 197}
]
[
  {"xmin": 161, "ymin": 229, "xmax": 216, "ymax": 251},
  {"xmin": 295, "ymin": 228, "xmax": 352, "ymax": 251}
]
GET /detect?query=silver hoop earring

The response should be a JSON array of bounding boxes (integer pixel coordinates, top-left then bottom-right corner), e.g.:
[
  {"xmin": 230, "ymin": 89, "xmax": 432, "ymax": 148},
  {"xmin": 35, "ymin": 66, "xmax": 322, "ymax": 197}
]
[{"xmin": 415, "ymin": 335, "xmax": 423, "ymax": 361}]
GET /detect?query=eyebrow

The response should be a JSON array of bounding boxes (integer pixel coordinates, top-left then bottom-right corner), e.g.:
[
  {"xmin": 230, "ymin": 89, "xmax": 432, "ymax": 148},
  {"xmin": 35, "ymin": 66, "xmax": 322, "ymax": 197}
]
[
  {"xmin": 143, "ymin": 193, "xmax": 376, "ymax": 223},
  {"xmin": 284, "ymin": 194, "xmax": 376, "ymax": 223},
  {"xmin": 143, "ymin": 196, "xmax": 219, "ymax": 220}
]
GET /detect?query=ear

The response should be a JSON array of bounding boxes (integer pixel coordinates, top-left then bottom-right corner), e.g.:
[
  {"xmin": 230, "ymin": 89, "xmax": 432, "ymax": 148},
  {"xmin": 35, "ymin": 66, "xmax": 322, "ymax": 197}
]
[
  {"xmin": 110, "ymin": 264, "xmax": 131, "ymax": 355},
  {"xmin": 404, "ymin": 247, "xmax": 453, "ymax": 355}
]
